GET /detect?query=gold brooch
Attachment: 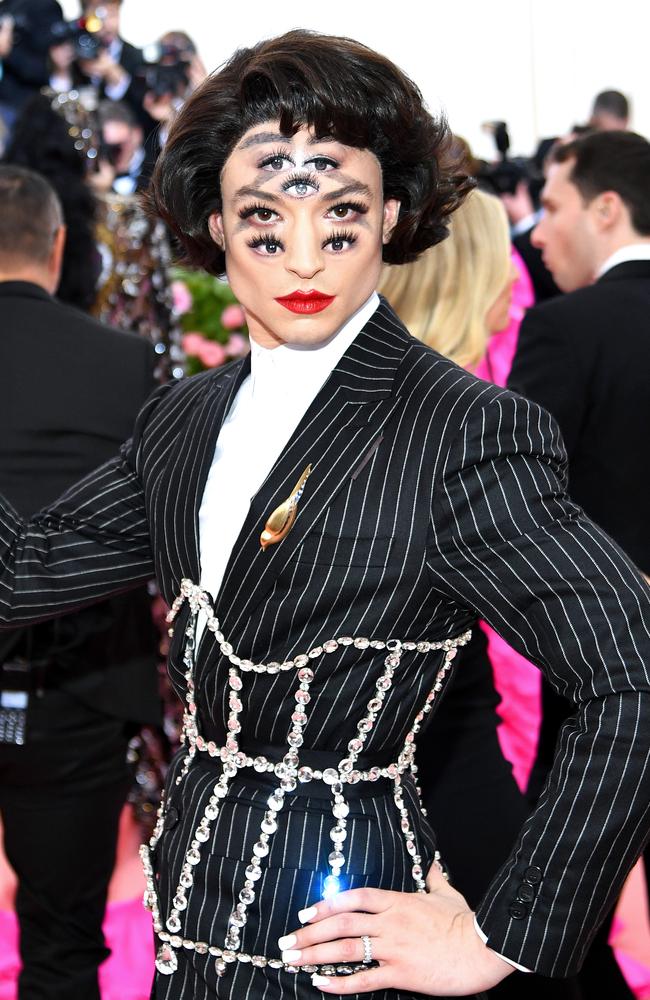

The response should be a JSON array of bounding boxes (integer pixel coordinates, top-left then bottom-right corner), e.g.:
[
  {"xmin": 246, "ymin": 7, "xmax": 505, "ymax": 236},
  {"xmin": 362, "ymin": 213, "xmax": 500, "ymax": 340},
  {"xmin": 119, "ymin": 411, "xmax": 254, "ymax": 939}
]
[{"xmin": 260, "ymin": 465, "xmax": 312, "ymax": 551}]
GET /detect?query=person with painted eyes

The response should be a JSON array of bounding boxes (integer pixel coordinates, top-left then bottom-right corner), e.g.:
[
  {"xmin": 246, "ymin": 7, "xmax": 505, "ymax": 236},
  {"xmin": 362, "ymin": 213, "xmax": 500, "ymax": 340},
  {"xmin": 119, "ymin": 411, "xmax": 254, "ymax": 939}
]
[{"xmin": 1, "ymin": 28, "xmax": 650, "ymax": 1000}]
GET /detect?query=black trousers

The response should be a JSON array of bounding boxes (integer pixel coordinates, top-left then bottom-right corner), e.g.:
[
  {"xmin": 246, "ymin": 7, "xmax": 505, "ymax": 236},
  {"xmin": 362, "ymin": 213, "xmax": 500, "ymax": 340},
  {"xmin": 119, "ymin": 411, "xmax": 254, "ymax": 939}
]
[{"xmin": 0, "ymin": 686, "xmax": 132, "ymax": 1000}]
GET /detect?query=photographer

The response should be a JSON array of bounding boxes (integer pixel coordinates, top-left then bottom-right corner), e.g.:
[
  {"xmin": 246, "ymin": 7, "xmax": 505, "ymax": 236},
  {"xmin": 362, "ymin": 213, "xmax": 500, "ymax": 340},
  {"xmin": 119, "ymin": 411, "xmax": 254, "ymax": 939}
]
[
  {"xmin": 89, "ymin": 99, "xmax": 153, "ymax": 195},
  {"xmin": 139, "ymin": 31, "xmax": 206, "ymax": 141},
  {"xmin": 0, "ymin": 0, "xmax": 62, "ymax": 129}
]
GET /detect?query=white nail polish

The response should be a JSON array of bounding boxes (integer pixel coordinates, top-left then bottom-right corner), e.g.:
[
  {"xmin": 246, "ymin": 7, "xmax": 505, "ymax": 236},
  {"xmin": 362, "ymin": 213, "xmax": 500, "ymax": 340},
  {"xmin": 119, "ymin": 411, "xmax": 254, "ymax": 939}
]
[
  {"xmin": 281, "ymin": 949, "xmax": 302, "ymax": 962},
  {"xmin": 312, "ymin": 973, "xmax": 330, "ymax": 987},
  {"xmin": 298, "ymin": 905, "xmax": 317, "ymax": 923},
  {"xmin": 277, "ymin": 934, "xmax": 296, "ymax": 950}
]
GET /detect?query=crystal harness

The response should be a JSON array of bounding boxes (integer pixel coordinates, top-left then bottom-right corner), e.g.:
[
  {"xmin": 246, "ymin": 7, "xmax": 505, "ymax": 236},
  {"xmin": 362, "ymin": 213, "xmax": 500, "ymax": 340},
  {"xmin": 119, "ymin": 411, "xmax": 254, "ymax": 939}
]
[{"xmin": 141, "ymin": 579, "xmax": 471, "ymax": 978}]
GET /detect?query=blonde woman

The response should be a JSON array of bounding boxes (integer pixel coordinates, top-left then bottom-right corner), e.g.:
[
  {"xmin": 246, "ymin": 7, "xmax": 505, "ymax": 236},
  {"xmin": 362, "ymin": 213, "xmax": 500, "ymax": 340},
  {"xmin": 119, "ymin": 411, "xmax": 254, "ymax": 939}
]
[{"xmin": 379, "ymin": 187, "xmax": 519, "ymax": 374}]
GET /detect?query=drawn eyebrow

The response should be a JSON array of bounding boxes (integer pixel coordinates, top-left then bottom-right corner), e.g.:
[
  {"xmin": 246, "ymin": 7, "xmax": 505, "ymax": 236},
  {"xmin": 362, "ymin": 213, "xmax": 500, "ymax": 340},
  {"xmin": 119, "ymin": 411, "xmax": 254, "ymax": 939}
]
[
  {"xmin": 321, "ymin": 182, "xmax": 373, "ymax": 202},
  {"xmin": 233, "ymin": 185, "xmax": 280, "ymax": 202},
  {"xmin": 236, "ymin": 132, "xmax": 340, "ymax": 151}
]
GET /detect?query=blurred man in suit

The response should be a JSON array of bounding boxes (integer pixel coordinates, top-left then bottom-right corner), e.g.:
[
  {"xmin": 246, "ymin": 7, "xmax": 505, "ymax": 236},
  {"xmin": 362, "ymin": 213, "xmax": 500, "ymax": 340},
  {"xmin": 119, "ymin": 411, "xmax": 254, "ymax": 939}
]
[
  {"xmin": 509, "ymin": 129, "xmax": 650, "ymax": 1000},
  {"xmin": 0, "ymin": 165, "xmax": 159, "ymax": 999},
  {"xmin": 589, "ymin": 89, "xmax": 630, "ymax": 131}
]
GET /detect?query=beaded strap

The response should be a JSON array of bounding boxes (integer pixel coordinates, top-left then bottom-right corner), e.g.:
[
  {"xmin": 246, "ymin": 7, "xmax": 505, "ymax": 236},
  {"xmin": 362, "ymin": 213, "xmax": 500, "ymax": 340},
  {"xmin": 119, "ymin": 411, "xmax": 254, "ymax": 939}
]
[{"xmin": 142, "ymin": 579, "xmax": 471, "ymax": 979}]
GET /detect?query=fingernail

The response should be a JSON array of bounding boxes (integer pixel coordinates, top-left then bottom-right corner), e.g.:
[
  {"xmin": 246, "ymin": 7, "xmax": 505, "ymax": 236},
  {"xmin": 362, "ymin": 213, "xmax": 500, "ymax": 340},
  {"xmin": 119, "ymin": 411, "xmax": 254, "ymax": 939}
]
[
  {"xmin": 312, "ymin": 973, "xmax": 330, "ymax": 987},
  {"xmin": 298, "ymin": 905, "xmax": 317, "ymax": 923},
  {"xmin": 282, "ymin": 949, "xmax": 302, "ymax": 962},
  {"xmin": 277, "ymin": 934, "xmax": 296, "ymax": 950}
]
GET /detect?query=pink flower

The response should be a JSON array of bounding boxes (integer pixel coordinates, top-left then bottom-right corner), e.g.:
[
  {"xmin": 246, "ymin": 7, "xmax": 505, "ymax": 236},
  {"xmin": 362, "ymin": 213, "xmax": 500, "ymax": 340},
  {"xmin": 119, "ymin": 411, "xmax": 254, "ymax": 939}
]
[
  {"xmin": 171, "ymin": 280, "xmax": 193, "ymax": 315},
  {"xmin": 226, "ymin": 333, "xmax": 248, "ymax": 357},
  {"xmin": 182, "ymin": 332, "xmax": 207, "ymax": 356},
  {"xmin": 221, "ymin": 303, "xmax": 246, "ymax": 330},
  {"xmin": 197, "ymin": 340, "xmax": 227, "ymax": 367}
]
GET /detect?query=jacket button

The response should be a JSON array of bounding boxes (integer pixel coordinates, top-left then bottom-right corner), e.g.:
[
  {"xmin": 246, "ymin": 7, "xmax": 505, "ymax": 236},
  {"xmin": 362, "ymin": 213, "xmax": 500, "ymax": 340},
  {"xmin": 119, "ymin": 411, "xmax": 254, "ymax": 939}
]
[
  {"xmin": 163, "ymin": 806, "xmax": 180, "ymax": 830},
  {"xmin": 508, "ymin": 901, "xmax": 528, "ymax": 920},
  {"xmin": 517, "ymin": 884, "xmax": 535, "ymax": 903},
  {"xmin": 523, "ymin": 865, "xmax": 542, "ymax": 885}
]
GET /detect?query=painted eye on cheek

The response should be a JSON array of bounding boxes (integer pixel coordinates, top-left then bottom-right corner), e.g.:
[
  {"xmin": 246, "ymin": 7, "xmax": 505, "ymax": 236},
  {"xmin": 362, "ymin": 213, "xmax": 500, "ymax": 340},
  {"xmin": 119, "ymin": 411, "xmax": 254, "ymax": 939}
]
[{"xmin": 248, "ymin": 235, "xmax": 283, "ymax": 255}]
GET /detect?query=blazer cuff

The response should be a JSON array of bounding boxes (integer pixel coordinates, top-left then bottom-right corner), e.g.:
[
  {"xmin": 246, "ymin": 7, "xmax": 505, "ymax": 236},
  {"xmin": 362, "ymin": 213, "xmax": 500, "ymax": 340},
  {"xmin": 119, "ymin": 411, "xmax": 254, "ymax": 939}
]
[{"xmin": 474, "ymin": 917, "xmax": 532, "ymax": 973}]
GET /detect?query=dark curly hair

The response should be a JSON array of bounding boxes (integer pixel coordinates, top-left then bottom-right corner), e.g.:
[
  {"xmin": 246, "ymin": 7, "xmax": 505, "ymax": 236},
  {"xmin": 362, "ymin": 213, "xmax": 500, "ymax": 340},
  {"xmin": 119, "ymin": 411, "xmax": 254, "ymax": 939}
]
[{"xmin": 151, "ymin": 29, "xmax": 473, "ymax": 275}]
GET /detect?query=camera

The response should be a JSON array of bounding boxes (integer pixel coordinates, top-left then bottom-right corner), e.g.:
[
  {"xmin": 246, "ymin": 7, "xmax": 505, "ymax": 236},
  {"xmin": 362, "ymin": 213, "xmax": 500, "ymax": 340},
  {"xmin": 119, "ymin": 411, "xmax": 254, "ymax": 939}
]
[
  {"xmin": 477, "ymin": 120, "xmax": 541, "ymax": 199},
  {"xmin": 49, "ymin": 15, "xmax": 105, "ymax": 61},
  {"xmin": 136, "ymin": 42, "xmax": 190, "ymax": 99}
]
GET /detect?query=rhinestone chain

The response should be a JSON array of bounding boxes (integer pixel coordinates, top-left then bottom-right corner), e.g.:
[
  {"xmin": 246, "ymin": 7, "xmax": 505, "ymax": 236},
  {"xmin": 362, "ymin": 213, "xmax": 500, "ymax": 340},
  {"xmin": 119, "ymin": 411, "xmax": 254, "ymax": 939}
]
[{"xmin": 143, "ymin": 579, "xmax": 470, "ymax": 978}]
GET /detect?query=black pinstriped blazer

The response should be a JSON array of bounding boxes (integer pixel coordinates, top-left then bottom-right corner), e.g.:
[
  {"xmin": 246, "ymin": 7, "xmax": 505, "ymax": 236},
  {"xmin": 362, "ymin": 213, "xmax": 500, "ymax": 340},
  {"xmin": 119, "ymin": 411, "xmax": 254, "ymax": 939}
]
[{"xmin": 1, "ymin": 297, "xmax": 649, "ymax": 982}]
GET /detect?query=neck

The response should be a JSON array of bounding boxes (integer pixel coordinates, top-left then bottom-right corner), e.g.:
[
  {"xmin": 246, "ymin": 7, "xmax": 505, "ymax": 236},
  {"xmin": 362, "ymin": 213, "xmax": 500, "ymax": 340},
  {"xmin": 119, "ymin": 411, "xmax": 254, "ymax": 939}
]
[
  {"xmin": 0, "ymin": 269, "xmax": 54, "ymax": 294},
  {"xmin": 595, "ymin": 232, "xmax": 650, "ymax": 273}
]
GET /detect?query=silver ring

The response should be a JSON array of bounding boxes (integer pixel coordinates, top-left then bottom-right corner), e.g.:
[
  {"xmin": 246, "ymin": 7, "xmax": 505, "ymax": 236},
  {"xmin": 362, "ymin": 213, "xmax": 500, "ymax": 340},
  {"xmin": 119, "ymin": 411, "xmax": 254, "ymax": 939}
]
[{"xmin": 361, "ymin": 934, "xmax": 373, "ymax": 964}]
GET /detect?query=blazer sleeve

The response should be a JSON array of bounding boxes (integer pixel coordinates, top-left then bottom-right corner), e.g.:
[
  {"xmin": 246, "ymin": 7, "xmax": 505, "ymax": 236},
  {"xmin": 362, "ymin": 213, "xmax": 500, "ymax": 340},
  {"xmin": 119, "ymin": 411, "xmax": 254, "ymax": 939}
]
[
  {"xmin": 426, "ymin": 390, "xmax": 650, "ymax": 977},
  {"xmin": 0, "ymin": 382, "xmax": 171, "ymax": 627},
  {"xmin": 507, "ymin": 305, "xmax": 588, "ymax": 460}
]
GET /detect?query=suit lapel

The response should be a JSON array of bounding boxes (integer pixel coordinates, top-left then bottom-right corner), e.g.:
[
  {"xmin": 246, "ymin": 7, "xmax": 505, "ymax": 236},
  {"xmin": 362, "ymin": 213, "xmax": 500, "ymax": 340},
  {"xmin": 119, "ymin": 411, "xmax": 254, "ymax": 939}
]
[
  {"xmin": 162, "ymin": 357, "xmax": 250, "ymax": 584},
  {"xmin": 210, "ymin": 300, "xmax": 411, "ymax": 637}
]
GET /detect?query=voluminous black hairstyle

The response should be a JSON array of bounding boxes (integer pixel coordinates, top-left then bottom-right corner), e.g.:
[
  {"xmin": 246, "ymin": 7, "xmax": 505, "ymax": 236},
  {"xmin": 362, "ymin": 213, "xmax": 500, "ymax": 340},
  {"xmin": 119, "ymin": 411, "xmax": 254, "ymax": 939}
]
[
  {"xmin": 553, "ymin": 130, "xmax": 650, "ymax": 235},
  {"xmin": 151, "ymin": 29, "xmax": 473, "ymax": 275}
]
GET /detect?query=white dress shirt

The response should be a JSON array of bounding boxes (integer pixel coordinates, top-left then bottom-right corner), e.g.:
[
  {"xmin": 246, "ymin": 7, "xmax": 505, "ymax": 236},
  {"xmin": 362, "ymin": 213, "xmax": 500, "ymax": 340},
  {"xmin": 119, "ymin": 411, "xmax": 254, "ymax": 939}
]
[{"xmin": 596, "ymin": 242, "xmax": 650, "ymax": 279}]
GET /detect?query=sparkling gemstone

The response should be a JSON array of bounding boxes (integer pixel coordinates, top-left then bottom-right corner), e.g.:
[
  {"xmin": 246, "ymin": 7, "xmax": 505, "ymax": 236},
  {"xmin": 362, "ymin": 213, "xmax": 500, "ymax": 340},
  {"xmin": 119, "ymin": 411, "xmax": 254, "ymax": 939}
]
[
  {"xmin": 298, "ymin": 766, "xmax": 313, "ymax": 782},
  {"xmin": 251, "ymin": 955, "xmax": 267, "ymax": 967},
  {"xmin": 239, "ymin": 887, "xmax": 255, "ymax": 905},
  {"xmin": 220, "ymin": 642, "xmax": 233, "ymax": 656},
  {"xmin": 239, "ymin": 660, "xmax": 254, "ymax": 672},
  {"xmin": 207, "ymin": 741, "xmax": 217, "ymax": 756},
  {"xmin": 229, "ymin": 697, "xmax": 243, "ymax": 712},
  {"xmin": 215, "ymin": 781, "xmax": 229, "ymax": 796},
  {"xmin": 294, "ymin": 654, "xmax": 309, "ymax": 667},
  {"xmin": 173, "ymin": 894, "xmax": 188, "ymax": 910},
  {"xmin": 330, "ymin": 825, "xmax": 347, "ymax": 842},
  {"xmin": 412, "ymin": 864, "xmax": 423, "ymax": 879},
  {"xmin": 339, "ymin": 758, "xmax": 353, "ymax": 772},
  {"xmin": 166, "ymin": 914, "xmax": 181, "ymax": 933},
  {"xmin": 229, "ymin": 911, "xmax": 245, "ymax": 928},
  {"xmin": 268, "ymin": 958, "xmax": 283, "ymax": 969},
  {"xmin": 347, "ymin": 770, "xmax": 361, "ymax": 784},
  {"xmin": 267, "ymin": 663, "xmax": 280, "ymax": 674},
  {"xmin": 215, "ymin": 960, "xmax": 227, "ymax": 975},
  {"xmin": 322, "ymin": 768, "xmax": 339, "ymax": 785},
  {"xmin": 287, "ymin": 731, "xmax": 303, "ymax": 748},
  {"xmin": 254, "ymin": 756, "xmax": 268, "ymax": 772},
  {"xmin": 407, "ymin": 840, "xmax": 417, "ymax": 856},
  {"xmin": 195, "ymin": 941, "xmax": 209, "ymax": 955},
  {"xmin": 253, "ymin": 840, "xmax": 269, "ymax": 857},
  {"xmin": 308, "ymin": 646, "xmax": 323, "ymax": 658},
  {"xmin": 448, "ymin": 648, "xmax": 458, "ymax": 659},
  {"xmin": 227, "ymin": 719, "xmax": 241, "ymax": 733},
  {"xmin": 387, "ymin": 763, "xmax": 398, "ymax": 779},
  {"xmin": 187, "ymin": 849, "xmax": 201, "ymax": 866},
  {"xmin": 267, "ymin": 793, "xmax": 284, "ymax": 812},
  {"xmin": 229, "ymin": 675, "xmax": 243, "ymax": 690},
  {"xmin": 209, "ymin": 946, "xmax": 223, "ymax": 957},
  {"xmin": 180, "ymin": 871, "xmax": 194, "ymax": 889},
  {"xmin": 358, "ymin": 719, "xmax": 372, "ymax": 732},
  {"xmin": 245, "ymin": 864, "xmax": 262, "ymax": 881},
  {"xmin": 377, "ymin": 676, "xmax": 392, "ymax": 691},
  {"xmin": 223, "ymin": 949, "xmax": 237, "ymax": 963},
  {"xmin": 281, "ymin": 777, "xmax": 297, "ymax": 792},
  {"xmin": 205, "ymin": 805, "xmax": 218, "ymax": 821},
  {"xmin": 156, "ymin": 943, "xmax": 178, "ymax": 975},
  {"xmin": 354, "ymin": 637, "xmax": 370, "ymax": 649},
  {"xmin": 298, "ymin": 667, "xmax": 314, "ymax": 682},
  {"xmin": 417, "ymin": 642, "xmax": 430, "ymax": 653},
  {"xmin": 239, "ymin": 952, "xmax": 252, "ymax": 963},
  {"xmin": 323, "ymin": 640, "xmax": 339, "ymax": 653},
  {"xmin": 367, "ymin": 697, "xmax": 382, "ymax": 713},
  {"xmin": 295, "ymin": 690, "xmax": 310, "ymax": 705},
  {"xmin": 332, "ymin": 801, "xmax": 349, "ymax": 819},
  {"xmin": 347, "ymin": 738, "xmax": 363, "ymax": 753},
  {"xmin": 195, "ymin": 827, "xmax": 209, "ymax": 843},
  {"xmin": 261, "ymin": 815, "xmax": 277, "ymax": 834},
  {"xmin": 291, "ymin": 710, "xmax": 307, "ymax": 725}
]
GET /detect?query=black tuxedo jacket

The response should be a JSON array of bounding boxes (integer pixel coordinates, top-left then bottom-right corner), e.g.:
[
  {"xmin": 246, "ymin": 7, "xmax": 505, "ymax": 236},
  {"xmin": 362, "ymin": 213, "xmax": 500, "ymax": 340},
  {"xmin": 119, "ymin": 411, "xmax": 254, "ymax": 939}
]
[
  {"xmin": 0, "ymin": 298, "xmax": 649, "ymax": 978},
  {"xmin": 508, "ymin": 259, "xmax": 650, "ymax": 573},
  {"xmin": 0, "ymin": 281, "xmax": 159, "ymax": 723}
]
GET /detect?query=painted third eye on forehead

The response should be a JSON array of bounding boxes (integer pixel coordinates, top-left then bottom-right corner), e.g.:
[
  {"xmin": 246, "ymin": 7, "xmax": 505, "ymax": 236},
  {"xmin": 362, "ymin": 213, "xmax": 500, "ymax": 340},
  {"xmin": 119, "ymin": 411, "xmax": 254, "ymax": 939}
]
[{"xmin": 255, "ymin": 144, "xmax": 345, "ymax": 199}]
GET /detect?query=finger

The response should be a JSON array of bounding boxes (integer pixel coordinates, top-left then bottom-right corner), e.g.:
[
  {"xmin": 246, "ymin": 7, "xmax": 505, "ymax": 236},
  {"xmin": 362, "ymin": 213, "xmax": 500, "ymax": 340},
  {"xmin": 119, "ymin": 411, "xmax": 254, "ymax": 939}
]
[
  {"xmin": 281, "ymin": 913, "xmax": 375, "ymax": 952},
  {"xmin": 296, "ymin": 887, "xmax": 393, "ymax": 927},
  {"xmin": 281, "ymin": 935, "xmax": 382, "ymax": 969},
  {"xmin": 311, "ymin": 966, "xmax": 391, "ymax": 994}
]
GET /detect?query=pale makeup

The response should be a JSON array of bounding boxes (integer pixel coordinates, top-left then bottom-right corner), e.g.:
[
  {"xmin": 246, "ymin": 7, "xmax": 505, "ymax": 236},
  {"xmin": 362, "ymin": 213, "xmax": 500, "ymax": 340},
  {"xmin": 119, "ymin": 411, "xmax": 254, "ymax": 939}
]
[{"xmin": 209, "ymin": 122, "xmax": 400, "ymax": 349}]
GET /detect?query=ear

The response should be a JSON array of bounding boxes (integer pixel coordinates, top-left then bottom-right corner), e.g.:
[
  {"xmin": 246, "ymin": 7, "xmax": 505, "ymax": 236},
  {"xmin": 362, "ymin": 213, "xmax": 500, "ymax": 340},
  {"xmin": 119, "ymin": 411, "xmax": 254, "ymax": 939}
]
[
  {"xmin": 208, "ymin": 211, "xmax": 225, "ymax": 249},
  {"xmin": 49, "ymin": 225, "xmax": 67, "ymax": 290},
  {"xmin": 592, "ymin": 190, "xmax": 623, "ymax": 232},
  {"xmin": 382, "ymin": 198, "xmax": 401, "ymax": 244}
]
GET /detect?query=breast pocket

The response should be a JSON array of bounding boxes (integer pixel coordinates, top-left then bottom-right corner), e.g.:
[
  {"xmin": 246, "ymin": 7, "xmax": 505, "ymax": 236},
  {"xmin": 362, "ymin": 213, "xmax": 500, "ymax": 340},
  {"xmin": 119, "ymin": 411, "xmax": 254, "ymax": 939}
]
[{"xmin": 297, "ymin": 531, "xmax": 394, "ymax": 569}]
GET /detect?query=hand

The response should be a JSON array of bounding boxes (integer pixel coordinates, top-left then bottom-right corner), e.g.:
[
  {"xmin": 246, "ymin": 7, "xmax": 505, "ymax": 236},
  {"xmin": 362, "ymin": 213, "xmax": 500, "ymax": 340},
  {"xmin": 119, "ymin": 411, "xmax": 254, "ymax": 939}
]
[
  {"xmin": 0, "ymin": 16, "xmax": 14, "ymax": 59},
  {"xmin": 280, "ymin": 864, "xmax": 514, "ymax": 995},
  {"xmin": 79, "ymin": 50, "xmax": 126, "ymax": 87}
]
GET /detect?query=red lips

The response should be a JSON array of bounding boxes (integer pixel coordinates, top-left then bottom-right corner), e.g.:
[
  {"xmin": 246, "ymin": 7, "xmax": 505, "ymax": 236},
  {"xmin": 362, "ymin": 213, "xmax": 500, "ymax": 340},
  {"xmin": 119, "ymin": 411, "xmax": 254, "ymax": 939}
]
[{"xmin": 275, "ymin": 290, "xmax": 335, "ymax": 314}]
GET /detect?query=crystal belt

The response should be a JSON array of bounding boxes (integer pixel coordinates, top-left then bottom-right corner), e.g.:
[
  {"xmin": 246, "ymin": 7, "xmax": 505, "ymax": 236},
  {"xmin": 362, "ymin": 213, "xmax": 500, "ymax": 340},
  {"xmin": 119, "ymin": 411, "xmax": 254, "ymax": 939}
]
[{"xmin": 141, "ymin": 578, "xmax": 471, "ymax": 979}]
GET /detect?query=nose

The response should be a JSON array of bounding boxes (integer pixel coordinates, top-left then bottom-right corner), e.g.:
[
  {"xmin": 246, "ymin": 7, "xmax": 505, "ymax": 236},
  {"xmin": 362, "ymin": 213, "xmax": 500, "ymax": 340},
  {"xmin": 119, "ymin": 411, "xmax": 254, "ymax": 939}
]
[
  {"xmin": 283, "ymin": 219, "xmax": 324, "ymax": 281},
  {"xmin": 530, "ymin": 219, "xmax": 545, "ymax": 249}
]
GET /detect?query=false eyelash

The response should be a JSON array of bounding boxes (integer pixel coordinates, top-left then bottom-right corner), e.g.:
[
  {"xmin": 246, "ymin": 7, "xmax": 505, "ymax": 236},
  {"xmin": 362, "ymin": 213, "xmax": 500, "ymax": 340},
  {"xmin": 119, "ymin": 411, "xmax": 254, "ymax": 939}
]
[
  {"xmin": 323, "ymin": 229, "xmax": 357, "ymax": 249},
  {"xmin": 247, "ymin": 233, "xmax": 283, "ymax": 250},
  {"xmin": 258, "ymin": 147, "xmax": 294, "ymax": 169},
  {"xmin": 281, "ymin": 171, "xmax": 320, "ymax": 192},
  {"xmin": 238, "ymin": 203, "xmax": 278, "ymax": 220},
  {"xmin": 329, "ymin": 200, "xmax": 369, "ymax": 216}
]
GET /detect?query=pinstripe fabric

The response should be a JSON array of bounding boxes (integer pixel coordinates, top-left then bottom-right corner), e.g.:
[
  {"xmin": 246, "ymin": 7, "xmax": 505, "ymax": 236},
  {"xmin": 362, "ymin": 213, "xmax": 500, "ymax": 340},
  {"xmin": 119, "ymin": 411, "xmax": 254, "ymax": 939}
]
[{"xmin": 1, "ymin": 298, "xmax": 650, "ymax": 994}]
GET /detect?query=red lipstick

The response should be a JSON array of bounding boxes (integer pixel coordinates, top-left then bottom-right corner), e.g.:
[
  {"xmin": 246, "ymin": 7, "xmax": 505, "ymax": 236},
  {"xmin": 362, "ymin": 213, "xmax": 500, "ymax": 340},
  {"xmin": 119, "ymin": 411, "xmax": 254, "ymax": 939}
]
[{"xmin": 275, "ymin": 290, "xmax": 335, "ymax": 314}]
